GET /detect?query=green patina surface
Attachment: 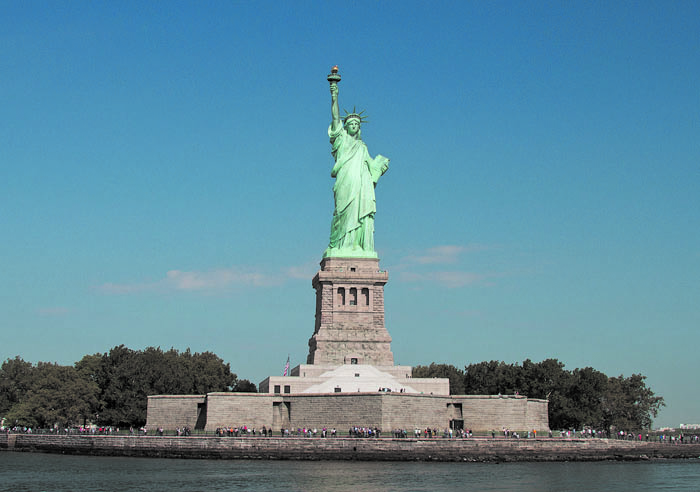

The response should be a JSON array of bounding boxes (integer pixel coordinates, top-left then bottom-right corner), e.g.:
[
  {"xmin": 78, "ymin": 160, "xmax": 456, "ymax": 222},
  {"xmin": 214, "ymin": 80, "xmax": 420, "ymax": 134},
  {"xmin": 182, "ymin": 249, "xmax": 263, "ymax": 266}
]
[{"xmin": 324, "ymin": 68, "xmax": 389, "ymax": 259}]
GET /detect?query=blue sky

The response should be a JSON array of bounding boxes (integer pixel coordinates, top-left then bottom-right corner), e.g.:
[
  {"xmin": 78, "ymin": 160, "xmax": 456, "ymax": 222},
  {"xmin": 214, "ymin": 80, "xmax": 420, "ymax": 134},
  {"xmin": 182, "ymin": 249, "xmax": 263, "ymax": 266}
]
[{"xmin": 1, "ymin": 1, "xmax": 698, "ymax": 428}]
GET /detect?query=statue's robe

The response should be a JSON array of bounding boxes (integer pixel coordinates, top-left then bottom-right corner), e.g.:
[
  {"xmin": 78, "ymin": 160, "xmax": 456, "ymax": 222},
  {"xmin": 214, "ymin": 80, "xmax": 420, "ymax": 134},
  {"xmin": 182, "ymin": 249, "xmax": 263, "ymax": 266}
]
[{"xmin": 325, "ymin": 123, "xmax": 389, "ymax": 257}]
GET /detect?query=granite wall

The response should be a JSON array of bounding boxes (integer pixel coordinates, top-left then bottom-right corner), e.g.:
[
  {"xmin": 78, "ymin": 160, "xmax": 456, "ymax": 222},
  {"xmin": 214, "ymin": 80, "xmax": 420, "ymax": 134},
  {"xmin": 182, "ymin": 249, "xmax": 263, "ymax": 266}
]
[
  {"xmin": 3, "ymin": 433, "xmax": 699, "ymax": 462},
  {"xmin": 146, "ymin": 392, "xmax": 549, "ymax": 433},
  {"xmin": 145, "ymin": 395, "xmax": 205, "ymax": 430}
]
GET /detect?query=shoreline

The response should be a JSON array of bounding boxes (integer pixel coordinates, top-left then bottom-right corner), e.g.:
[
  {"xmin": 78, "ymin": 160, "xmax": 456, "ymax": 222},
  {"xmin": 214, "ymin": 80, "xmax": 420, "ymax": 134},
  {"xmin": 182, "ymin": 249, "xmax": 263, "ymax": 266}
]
[{"xmin": 2, "ymin": 434, "xmax": 700, "ymax": 462}]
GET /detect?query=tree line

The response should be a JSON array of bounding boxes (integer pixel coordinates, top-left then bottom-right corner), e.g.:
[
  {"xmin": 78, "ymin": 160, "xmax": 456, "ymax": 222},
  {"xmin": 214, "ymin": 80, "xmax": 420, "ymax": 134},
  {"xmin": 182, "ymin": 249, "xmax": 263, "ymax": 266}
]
[
  {"xmin": 1, "ymin": 349, "xmax": 664, "ymax": 431},
  {"xmin": 0, "ymin": 345, "xmax": 256, "ymax": 429},
  {"xmin": 413, "ymin": 359, "xmax": 664, "ymax": 431}
]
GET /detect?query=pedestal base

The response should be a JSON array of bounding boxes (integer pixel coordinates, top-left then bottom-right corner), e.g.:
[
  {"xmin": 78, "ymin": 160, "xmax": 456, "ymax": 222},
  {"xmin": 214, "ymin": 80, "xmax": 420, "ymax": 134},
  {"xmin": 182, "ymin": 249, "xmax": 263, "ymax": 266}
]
[{"xmin": 307, "ymin": 257, "xmax": 394, "ymax": 366}]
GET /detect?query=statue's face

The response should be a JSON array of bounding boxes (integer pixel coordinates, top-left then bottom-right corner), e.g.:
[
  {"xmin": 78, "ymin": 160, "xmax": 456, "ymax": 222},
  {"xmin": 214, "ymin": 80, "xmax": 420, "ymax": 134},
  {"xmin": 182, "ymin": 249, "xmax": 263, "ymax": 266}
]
[{"xmin": 346, "ymin": 119, "xmax": 360, "ymax": 136}]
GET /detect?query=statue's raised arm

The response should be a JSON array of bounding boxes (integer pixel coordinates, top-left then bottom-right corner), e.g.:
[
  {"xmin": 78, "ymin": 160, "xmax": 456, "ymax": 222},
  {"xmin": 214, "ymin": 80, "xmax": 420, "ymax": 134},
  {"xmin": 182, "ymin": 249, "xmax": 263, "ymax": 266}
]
[
  {"xmin": 330, "ymin": 81, "xmax": 341, "ymax": 132},
  {"xmin": 323, "ymin": 66, "xmax": 389, "ymax": 259}
]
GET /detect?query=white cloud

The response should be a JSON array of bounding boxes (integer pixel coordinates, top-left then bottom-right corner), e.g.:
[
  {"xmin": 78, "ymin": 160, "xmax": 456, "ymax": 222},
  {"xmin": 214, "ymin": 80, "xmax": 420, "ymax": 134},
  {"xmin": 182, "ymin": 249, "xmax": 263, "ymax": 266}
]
[
  {"xmin": 394, "ymin": 244, "xmax": 510, "ymax": 288},
  {"xmin": 431, "ymin": 271, "xmax": 489, "ymax": 288},
  {"xmin": 94, "ymin": 249, "xmax": 509, "ymax": 295},
  {"xmin": 97, "ymin": 267, "xmax": 285, "ymax": 294},
  {"xmin": 402, "ymin": 244, "xmax": 490, "ymax": 265},
  {"xmin": 284, "ymin": 261, "xmax": 318, "ymax": 280},
  {"xmin": 165, "ymin": 269, "xmax": 277, "ymax": 290}
]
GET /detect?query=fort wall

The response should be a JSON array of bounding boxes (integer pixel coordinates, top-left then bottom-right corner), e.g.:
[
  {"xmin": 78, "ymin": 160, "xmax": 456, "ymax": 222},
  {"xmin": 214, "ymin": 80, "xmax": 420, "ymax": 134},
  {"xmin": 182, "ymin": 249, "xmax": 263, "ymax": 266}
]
[
  {"xmin": 3, "ymin": 433, "xmax": 699, "ymax": 462},
  {"xmin": 145, "ymin": 395, "xmax": 205, "ymax": 430},
  {"xmin": 146, "ymin": 392, "xmax": 549, "ymax": 433},
  {"xmin": 203, "ymin": 393, "xmax": 274, "ymax": 431}
]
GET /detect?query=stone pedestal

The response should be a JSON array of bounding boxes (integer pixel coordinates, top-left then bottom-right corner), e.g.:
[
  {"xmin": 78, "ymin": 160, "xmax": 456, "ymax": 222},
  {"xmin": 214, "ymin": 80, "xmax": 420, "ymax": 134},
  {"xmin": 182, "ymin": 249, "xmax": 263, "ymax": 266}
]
[{"xmin": 307, "ymin": 257, "xmax": 394, "ymax": 366}]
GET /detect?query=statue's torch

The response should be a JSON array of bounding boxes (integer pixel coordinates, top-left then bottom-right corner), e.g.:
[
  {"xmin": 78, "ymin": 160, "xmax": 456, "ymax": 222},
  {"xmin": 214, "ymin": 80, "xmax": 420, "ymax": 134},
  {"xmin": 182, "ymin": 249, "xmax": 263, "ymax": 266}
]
[{"xmin": 327, "ymin": 65, "xmax": 341, "ymax": 86}]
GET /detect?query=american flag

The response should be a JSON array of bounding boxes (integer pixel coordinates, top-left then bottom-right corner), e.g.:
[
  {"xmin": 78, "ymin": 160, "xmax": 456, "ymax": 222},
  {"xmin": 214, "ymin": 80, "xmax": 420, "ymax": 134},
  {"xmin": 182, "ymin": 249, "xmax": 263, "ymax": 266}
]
[{"xmin": 283, "ymin": 355, "xmax": 290, "ymax": 376}]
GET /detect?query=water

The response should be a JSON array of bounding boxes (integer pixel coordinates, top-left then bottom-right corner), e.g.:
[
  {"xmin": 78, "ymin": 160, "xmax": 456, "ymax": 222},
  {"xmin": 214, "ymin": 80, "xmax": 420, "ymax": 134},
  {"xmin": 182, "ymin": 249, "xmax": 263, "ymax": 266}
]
[{"xmin": 1, "ymin": 452, "xmax": 699, "ymax": 491}]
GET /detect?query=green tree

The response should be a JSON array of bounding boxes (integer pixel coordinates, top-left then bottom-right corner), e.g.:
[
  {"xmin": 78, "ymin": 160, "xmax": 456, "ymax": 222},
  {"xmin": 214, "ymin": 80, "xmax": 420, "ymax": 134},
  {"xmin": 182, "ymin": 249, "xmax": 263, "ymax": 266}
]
[
  {"xmin": 233, "ymin": 379, "xmax": 257, "ymax": 392},
  {"xmin": 412, "ymin": 363, "xmax": 465, "ymax": 394},
  {"xmin": 190, "ymin": 350, "xmax": 238, "ymax": 394},
  {"xmin": 601, "ymin": 374, "xmax": 664, "ymax": 431},
  {"xmin": 564, "ymin": 367, "xmax": 608, "ymax": 429},
  {"xmin": 457, "ymin": 358, "xmax": 663, "ymax": 431},
  {"xmin": 519, "ymin": 358, "xmax": 566, "ymax": 399},
  {"xmin": 463, "ymin": 360, "xmax": 520, "ymax": 395},
  {"xmin": 3, "ymin": 347, "xmax": 252, "ymax": 429},
  {"xmin": 4, "ymin": 363, "xmax": 99, "ymax": 428},
  {"xmin": 0, "ymin": 356, "xmax": 34, "ymax": 416},
  {"xmin": 77, "ymin": 345, "xmax": 241, "ymax": 427},
  {"xmin": 517, "ymin": 358, "xmax": 574, "ymax": 430},
  {"xmin": 96, "ymin": 345, "xmax": 144, "ymax": 426}
]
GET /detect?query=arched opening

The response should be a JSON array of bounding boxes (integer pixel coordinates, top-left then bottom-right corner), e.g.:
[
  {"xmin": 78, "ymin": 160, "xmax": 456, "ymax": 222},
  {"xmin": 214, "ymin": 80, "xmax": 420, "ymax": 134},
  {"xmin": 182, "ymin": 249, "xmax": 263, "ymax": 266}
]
[{"xmin": 361, "ymin": 288, "xmax": 369, "ymax": 306}]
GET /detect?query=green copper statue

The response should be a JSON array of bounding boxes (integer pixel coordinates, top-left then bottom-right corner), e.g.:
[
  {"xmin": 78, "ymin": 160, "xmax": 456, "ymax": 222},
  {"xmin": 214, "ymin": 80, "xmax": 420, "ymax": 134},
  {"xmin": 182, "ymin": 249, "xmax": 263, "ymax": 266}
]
[{"xmin": 324, "ymin": 67, "xmax": 389, "ymax": 258}]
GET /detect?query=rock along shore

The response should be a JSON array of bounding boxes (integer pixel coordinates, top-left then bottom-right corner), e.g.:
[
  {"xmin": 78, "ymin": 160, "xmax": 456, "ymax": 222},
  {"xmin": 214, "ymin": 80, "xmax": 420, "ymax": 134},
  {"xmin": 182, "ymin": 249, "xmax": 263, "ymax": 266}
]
[{"xmin": 2, "ymin": 434, "xmax": 699, "ymax": 462}]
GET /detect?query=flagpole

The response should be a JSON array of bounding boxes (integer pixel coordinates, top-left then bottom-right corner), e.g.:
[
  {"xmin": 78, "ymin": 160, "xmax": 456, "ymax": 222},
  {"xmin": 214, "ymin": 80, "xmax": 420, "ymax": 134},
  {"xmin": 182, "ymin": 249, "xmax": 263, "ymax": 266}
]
[{"xmin": 283, "ymin": 355, "xmax": 290, "ymax": 377}]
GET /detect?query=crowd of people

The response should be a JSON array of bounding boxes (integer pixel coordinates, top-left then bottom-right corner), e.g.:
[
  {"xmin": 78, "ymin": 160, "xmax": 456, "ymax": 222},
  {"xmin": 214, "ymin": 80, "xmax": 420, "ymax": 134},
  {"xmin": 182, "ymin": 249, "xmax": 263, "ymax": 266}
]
[
  {"xmin": 1, "ymin": 426, "xmax": 122, "ymax": 435},
  {"xmin": 3, "ymin": 423, "xmax": 699, "ymax": 444},
  {"xmin": 211, "ymin": 425, "xmax": 479, "ymax": 439},
  {"xmin": 389, "ymin": 428, "xmax": 474, "ymax": 438},
  {"xmin": 215, "ymin": 425, "xmax": 273, "ymax": 437}
]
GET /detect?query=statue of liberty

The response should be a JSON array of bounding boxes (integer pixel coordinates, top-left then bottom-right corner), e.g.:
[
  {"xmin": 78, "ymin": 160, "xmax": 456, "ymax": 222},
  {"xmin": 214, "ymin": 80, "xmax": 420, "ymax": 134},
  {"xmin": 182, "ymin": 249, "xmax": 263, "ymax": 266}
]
[{"xmin": 324, "ymin": 67, "xmax": 389, "ymax": 258}]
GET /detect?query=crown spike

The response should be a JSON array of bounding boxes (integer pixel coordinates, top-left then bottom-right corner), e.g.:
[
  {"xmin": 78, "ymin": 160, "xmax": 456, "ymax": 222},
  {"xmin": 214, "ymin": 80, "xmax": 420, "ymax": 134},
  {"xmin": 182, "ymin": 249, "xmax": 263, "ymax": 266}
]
[{"xmin": 342, "ymin": 106, "xmax": 370, "ymax": 125}]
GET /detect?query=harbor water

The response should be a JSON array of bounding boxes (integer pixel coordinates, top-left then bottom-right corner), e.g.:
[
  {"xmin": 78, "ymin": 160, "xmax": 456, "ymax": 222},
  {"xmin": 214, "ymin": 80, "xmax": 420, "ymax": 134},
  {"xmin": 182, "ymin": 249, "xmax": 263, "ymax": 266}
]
[{"xmin": 1, "ymin": 452, "xmax": 699, "ymax": 491}]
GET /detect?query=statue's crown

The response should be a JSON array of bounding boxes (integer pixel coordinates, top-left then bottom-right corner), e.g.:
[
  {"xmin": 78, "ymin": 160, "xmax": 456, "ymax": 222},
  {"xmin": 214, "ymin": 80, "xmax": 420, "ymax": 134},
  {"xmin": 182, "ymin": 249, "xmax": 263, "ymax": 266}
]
[{"xmin": 343, "ymin": 107, "xmax": 368, "ymax": 125}]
